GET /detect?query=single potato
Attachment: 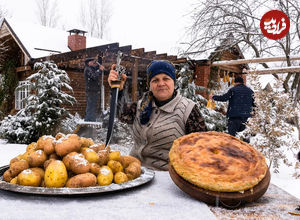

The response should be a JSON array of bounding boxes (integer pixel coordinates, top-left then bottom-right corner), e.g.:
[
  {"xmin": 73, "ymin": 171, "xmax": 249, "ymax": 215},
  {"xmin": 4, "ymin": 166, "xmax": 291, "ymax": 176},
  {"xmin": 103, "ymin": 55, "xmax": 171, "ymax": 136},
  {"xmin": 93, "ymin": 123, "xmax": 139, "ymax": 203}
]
[
  {"xmin": 36, "ymin": 135, "xmax": 55, "ymax": 151},
  {"xmin": 90, "ymin": 163, "xmax": 101, "ymax": 175},
  {"xmin": 3, "ymin": 169, "xmax": 14, "ymax": 182},
  {"xmin": 125, "ymin": 162, "xmax": 141, "ymax": 180},
  {"xmin": 97, "ymin": 150, "xmax": 109, "ymax": 166},
  {"xmin": 109, "ymin": 151, "xmax": 121, "ymax": 161},
  {"xmin": 119, "ymin": 155, "xmax": 141, "ymax": 168},
  {"xmin": 66, "ymin": 173, "xmax": 97, "ymax": 188},
  {"xmin": 114, "ymin": 171, "xmax": 128, "ymax": 184},
  {"xmin": 107, "ymin": 160, "xmax": 123, "ymax": 174},
  {"xmin": 55, "ymin": 134, "xmax": 81, "ymax": 156},
  {"xmin": 44, "ymin": 160, "xmax": 68, "ymax": 187},
  {"xmin": 10, "ymin": 159, "xmax": 29, "ymax": 177},
  {"xmin": 26, "ymin": 142, "xmax": 37, "ymax": 152},
  {"xmin": 97, "ymin": 166, "xmax": 113, "ymax": 186},
  {"xmin": 28, "ymin": 150, "xmax": 47, "ymax": 167},
  {"xmin": 43, "ymin": 140, "xmax": 55, "ymax": 155},
  {"xmin": 17, "ymin": 169, "xmax": 42, "ymax": 187},
  {"xmin": 80, "ymin": 137, "xmax": 95, "ymax": 148},
  {"xmin": 62, "ymin": 152, "xmax": 79, "ymax": 170},
  {"xmin": 10, "ymin": 177, "xmax": 18, "ymax": 184},
  {"xmin": 82, "ymin": 148, "xmax": 99, "ymax": 164},
  {"xmin": 69, "ymin": 153, "xmax": 90, "ymax": 174}
]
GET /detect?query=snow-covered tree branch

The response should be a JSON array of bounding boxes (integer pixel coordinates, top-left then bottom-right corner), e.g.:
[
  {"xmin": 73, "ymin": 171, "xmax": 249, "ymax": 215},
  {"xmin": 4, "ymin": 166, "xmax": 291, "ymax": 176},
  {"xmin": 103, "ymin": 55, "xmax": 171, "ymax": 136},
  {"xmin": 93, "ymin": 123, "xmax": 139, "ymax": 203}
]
[
  {"xmin": 0, "ymin": 61, "xmax": 76, "ymax": 143},
  {"xmin": 185, "ymin": 0, "xmax": 300, "ymax": 101},
  {"xmin": 237, "ymin": 74, "xmax": 300, "ymax": 177}
]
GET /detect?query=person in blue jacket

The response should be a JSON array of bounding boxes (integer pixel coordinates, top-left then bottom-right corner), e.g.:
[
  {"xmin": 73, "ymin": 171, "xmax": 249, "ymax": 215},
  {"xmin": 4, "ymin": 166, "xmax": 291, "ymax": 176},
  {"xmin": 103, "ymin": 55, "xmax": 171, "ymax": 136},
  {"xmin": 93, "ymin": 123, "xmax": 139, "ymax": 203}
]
[{"xmin": 209, "ymin": 76, "xmax": 255, "ymax": 137}]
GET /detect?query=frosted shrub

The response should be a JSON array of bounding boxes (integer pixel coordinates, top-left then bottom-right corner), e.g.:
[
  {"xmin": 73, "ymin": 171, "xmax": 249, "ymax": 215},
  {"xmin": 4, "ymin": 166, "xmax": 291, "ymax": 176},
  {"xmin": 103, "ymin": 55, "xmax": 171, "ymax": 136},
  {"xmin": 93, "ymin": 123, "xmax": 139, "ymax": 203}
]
[
  {"xmin": 0, "ymin": 61, "xmax": 76, "ymax": 143},
  {"xmin": 238, "ymin": 74, "xmax": 300, "ymax": 176},
  {"xmin": 0, "ymin": 110, "xmax": 36, "ymax": 144}
]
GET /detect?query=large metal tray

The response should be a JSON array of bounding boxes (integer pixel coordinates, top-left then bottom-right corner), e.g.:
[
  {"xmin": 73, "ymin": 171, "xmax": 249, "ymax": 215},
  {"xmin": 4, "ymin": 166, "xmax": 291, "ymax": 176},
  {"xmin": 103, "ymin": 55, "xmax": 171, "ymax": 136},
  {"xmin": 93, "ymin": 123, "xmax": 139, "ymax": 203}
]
[{"xmin": 0, "ymin": 165, "xmax": 155, "ymax": 195}]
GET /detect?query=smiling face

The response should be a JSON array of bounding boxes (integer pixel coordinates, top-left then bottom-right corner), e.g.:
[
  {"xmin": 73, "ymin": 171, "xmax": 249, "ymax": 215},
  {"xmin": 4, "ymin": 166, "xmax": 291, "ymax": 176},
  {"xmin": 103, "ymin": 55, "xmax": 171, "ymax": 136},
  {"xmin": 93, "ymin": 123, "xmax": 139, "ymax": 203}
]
[{"xmin": 149, "ymin": 73, "xmax": 175, "ymax": 101}]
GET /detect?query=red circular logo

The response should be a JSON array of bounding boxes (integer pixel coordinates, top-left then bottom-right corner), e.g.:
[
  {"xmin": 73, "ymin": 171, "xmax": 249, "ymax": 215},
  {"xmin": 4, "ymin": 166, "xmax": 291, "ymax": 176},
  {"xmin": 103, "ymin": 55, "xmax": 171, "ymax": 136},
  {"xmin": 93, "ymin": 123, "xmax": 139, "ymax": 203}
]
[{"xmin": 260, "ymin": 10, "xmax": 290, "ymax": 40}]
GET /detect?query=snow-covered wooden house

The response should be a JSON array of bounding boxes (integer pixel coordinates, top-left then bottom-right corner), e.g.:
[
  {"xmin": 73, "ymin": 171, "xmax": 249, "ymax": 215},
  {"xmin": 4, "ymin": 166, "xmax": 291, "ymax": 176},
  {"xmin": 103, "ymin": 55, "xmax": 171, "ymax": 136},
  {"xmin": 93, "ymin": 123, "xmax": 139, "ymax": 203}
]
[{"xmin": 0, "ymin": 18, "xmax": 247, "ymax": 118}]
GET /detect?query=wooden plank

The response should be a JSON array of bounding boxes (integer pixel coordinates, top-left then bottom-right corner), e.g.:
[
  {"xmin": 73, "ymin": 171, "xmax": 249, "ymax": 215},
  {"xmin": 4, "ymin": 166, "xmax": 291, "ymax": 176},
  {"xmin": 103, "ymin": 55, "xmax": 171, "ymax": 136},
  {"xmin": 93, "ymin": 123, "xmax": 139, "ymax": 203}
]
[
  {"xmin": 166, "ymin": 55, "xmax": 178, "ymax": 61},
  {"xmin": 15, "ymin": 66, "xmax": 31, "ymax": 72},
  {"xmin": 119, "ymin": 45, "xmax": 132, "ymax": 52},
  {"xmin": 155, "ymin": 53, "xmax": 168, "ymax": 59},
  {"xmin": 244, "ymin": 66, "xmax": 300, "ymax": 74},
  {"xmin": 131, "ymin": 48, "xmax": 145, "ymax": 56},
  {"xmin": 144, "ymin": 51, "xmax": 157, "ymax": 59},
  {"xmin": 212, "ymin": 56, "xmax": 300, "ymax": 66}
]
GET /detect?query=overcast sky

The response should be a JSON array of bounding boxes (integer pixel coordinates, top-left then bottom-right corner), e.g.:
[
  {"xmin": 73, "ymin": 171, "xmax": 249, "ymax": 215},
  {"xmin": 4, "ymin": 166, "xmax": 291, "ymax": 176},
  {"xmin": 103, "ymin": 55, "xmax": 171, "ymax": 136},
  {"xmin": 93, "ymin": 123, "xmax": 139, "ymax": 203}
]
[{"xmin": 0, "ymin": 0, "xmax": 199, "ymax": 56}]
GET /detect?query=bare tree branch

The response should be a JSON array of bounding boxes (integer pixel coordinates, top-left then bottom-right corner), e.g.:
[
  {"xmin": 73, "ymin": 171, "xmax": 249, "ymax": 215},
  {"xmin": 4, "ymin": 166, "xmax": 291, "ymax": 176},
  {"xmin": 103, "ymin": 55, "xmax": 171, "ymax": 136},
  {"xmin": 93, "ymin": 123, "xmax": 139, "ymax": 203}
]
[
  {"xmin": 35, "ymin": 0, "xmax": 60, "ymax": 28},
  {"xmin": 79, "ymin": 0, "xmax": 111, "ymax": 38},
  {"xmin": 185, "ymin": 0, "xmax": 300, "ymax": 100}
]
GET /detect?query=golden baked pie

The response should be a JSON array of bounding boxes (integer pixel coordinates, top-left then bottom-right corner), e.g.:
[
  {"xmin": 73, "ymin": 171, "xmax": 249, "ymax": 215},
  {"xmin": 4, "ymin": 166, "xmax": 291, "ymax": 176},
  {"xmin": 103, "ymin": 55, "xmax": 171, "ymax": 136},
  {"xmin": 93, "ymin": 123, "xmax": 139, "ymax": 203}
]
[{"xmin": 169, "ymin": 131, "xmax": 268, "ymax": 192}]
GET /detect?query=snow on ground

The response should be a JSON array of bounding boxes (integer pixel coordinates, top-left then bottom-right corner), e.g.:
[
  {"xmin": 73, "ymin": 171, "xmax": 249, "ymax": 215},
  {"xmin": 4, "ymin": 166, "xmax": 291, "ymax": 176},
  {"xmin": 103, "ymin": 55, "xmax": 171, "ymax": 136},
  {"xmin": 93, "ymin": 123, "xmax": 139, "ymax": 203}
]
[
  {"xmin": 270, "ymin": 150, "xmax": 300, "ymax": 200},
  {"xmin": 0, "ymin": 140, "xmax": 27, "ymax": 167}
]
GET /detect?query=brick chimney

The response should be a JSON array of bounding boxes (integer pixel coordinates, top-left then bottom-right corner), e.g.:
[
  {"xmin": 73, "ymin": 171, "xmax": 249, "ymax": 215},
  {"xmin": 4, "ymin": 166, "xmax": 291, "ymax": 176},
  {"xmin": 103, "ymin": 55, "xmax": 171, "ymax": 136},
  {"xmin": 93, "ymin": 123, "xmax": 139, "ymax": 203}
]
[{"xmin": 67, "ymin": 29, "xmax": 87, "ymax": 51}]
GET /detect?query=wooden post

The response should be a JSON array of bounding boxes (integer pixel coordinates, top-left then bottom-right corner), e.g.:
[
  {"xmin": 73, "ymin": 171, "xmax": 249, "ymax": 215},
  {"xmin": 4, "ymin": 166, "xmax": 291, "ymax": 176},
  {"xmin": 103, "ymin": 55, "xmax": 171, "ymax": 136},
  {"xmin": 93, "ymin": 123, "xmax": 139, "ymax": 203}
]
[{"xmin": 132, "ymin": 58, "xmax": 138, "ymax": 102}]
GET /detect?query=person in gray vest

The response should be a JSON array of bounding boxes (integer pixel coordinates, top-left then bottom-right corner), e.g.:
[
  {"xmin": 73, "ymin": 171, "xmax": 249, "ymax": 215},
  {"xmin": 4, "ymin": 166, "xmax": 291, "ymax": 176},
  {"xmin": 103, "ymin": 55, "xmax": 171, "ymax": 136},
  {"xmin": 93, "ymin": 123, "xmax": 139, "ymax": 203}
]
[{"xmin": 108, "ymin": 60, "xmax": 206, "ymax": 171}]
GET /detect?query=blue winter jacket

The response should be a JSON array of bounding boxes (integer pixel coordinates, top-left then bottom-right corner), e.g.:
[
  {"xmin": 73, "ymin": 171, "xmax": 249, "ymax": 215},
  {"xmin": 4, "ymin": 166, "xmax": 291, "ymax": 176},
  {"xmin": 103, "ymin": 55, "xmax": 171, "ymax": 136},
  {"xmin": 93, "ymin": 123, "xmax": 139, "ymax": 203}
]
[{"xmin": 212, "ymin": 84, "xmax": 254, "ymax": 118}]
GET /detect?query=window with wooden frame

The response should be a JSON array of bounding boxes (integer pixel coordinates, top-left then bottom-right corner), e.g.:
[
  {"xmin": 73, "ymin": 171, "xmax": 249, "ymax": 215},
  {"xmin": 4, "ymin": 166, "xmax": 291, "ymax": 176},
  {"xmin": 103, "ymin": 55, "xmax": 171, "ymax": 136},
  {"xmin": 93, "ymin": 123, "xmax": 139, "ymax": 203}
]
[{"xmin": 15, "ymin": 81, "xmax": 30, "ymax": 110}]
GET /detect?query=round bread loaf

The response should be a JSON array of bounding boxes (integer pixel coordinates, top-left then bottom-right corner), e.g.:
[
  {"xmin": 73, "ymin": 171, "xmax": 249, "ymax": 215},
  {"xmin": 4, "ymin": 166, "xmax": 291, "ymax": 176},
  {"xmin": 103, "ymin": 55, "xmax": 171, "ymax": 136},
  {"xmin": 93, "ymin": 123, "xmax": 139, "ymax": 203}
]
[{"xmin": 169, "ymin": 131, "xmax": 268, "ymax": 192}]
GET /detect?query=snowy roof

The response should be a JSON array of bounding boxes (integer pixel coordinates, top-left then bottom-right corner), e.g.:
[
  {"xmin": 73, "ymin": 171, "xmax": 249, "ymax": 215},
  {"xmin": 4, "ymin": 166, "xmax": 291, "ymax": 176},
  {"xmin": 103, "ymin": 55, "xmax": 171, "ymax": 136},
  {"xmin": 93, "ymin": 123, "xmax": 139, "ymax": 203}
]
[{"xmin": 2, "ymin": 18, "xmax": 111, "ymax": 59}]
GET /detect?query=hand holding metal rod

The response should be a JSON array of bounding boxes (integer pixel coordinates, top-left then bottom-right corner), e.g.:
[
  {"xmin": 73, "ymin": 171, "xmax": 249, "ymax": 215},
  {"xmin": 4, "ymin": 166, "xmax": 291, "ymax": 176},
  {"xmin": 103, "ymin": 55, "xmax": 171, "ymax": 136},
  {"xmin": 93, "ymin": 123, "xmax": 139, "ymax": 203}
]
[
  {"xmin": 108, "ymin": 51, "xmax": 127, "ymax": 91},
  {"xmin": 105, "ymin": 51, "xmax": 126, "ymax": 147}
]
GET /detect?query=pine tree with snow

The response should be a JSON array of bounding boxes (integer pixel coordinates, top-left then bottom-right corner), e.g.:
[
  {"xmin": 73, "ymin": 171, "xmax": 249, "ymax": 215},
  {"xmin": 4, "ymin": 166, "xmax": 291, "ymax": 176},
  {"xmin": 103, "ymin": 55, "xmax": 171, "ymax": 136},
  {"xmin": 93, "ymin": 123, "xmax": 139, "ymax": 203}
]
[
  {"xmin": 0, "ymin": 61, "xmax": 76, "ymax": 143},
  {"xmin": 27, "ymin": 61, "xmax": 76, "ymax": 137},
  {"xmin": 237, "ymin": 74, "xmax": 300, "ymax": 176},
  {"xmin": 176, "ymin": 63, "xmax": 227, "ymax": 131}
]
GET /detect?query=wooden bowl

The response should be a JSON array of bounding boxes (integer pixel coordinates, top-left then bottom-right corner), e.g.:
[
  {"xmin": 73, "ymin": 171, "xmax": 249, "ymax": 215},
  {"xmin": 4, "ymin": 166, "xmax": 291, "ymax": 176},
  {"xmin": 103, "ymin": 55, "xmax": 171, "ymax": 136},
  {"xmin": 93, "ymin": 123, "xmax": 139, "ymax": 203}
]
[{"xmin": 169, "ymin": 164, "xmax": 270, "ymax": 209}]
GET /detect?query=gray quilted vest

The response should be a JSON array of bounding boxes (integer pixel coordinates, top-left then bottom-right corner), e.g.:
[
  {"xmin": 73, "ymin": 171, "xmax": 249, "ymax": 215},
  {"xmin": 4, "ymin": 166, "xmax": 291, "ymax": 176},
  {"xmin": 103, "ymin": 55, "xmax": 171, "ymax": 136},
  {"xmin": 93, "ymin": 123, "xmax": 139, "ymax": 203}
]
[{"xmin": 130, "ymin": 92, "xmax": 195, "ymax": 171}]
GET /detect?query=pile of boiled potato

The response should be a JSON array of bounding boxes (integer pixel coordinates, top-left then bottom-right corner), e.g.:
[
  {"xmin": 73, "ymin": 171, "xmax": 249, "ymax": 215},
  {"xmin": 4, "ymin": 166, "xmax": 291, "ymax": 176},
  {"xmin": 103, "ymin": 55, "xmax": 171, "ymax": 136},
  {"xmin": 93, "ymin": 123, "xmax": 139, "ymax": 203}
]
[{"xmin": 2, "ymin": 133, "xmax": 141, "ymax": 188}]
